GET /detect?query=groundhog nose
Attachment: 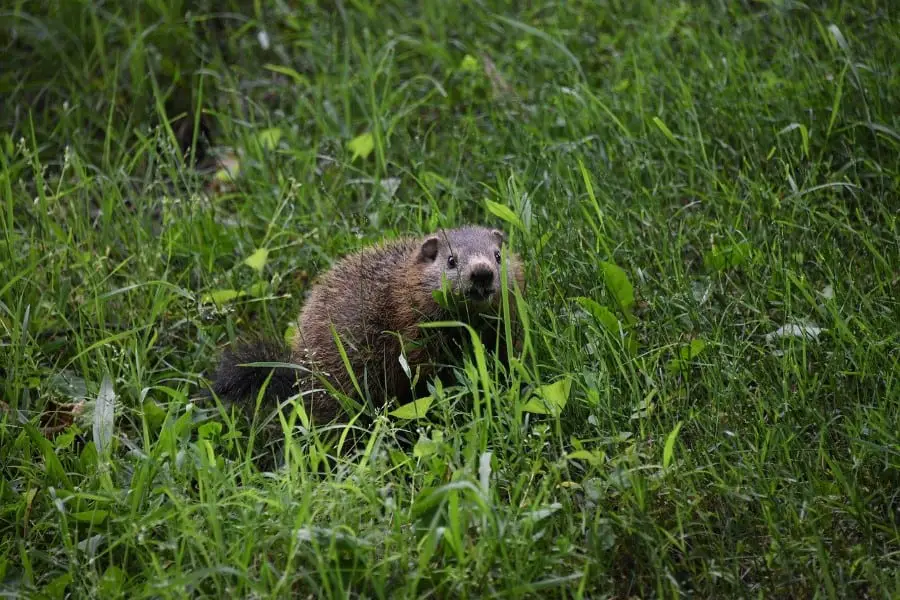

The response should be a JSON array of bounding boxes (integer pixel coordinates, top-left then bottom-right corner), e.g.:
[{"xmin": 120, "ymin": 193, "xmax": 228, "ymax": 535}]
[{"xmin": 470, "ymin": 267, "xmax": 494, "ymax": 289}]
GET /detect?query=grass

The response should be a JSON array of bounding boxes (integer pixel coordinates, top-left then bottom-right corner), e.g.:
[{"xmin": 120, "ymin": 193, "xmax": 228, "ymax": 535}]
[{"xmin": 1, "ymin": 0, "xmax": 898, "ymax": 597}]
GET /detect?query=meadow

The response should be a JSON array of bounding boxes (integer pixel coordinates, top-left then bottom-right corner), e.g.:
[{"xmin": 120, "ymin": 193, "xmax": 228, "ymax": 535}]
[{"xmin": 1, "ymin": 1, "xmax": 898, "ymax": 597}]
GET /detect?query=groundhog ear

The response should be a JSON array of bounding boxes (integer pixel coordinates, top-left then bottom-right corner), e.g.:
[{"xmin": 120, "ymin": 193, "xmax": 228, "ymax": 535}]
[
  {"xmin": 418, "ymin": 236, "xmax": 440, "ymax": 262},
  {"xmin": 490, "ymin": 229, "xmax": 506, "ymax": 245}
]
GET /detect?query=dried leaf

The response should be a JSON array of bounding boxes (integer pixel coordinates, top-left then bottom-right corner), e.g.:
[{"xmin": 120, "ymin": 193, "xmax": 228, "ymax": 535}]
[{"xmin": 480, "ymin": 52, "xmax": 515, "ymax": 98}]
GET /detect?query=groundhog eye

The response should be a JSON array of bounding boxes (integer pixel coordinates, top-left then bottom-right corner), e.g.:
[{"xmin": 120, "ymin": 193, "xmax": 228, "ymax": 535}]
[
  {"xmin": 447, "ymin": 255, "xmax": 457, "ymax": 268},
  {"xmin": 494, "ymin": 250, "xmax": 502, "ymax": 263}
]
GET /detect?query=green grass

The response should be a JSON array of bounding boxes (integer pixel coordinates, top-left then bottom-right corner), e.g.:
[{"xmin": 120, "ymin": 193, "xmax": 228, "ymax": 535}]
[{"xmin": 2, "ymin": 0, "xmax": 899, "ymax": 597}]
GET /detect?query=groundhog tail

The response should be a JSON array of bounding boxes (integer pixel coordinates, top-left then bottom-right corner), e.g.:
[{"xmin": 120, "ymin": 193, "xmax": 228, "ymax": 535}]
[{"xmin": 210, "ymin": 338, "xmax": 297, "ymax": 405}]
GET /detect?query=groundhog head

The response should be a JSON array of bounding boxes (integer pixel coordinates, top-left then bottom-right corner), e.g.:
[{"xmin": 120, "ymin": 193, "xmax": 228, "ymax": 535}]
[{"xmin": 416, "ymin": 225, "xmax": 519, "ymax": 310}]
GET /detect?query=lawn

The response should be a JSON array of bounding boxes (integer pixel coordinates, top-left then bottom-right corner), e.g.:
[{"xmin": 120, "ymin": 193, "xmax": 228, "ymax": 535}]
[{"xmin": 1, "ymin": 1, "xmax": 898, "ymax": 597}]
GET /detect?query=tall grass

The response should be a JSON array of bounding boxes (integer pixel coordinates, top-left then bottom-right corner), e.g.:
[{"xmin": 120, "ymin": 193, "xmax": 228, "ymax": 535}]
[{"xmin": 1, "ymin": 1, "xmax": 898, "ymax": 597}]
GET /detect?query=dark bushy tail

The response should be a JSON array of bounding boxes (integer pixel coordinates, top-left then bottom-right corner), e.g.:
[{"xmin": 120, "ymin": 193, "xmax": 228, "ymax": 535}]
[{"xmin": 210, "ymin": 339, "xmax": 298, "ymax": 406}]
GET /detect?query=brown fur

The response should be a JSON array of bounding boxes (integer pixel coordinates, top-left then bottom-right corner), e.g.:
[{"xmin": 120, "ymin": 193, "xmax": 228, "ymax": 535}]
[{"xmin": 291, "ymin": 225, "xmax": 525, "ymax": 422}]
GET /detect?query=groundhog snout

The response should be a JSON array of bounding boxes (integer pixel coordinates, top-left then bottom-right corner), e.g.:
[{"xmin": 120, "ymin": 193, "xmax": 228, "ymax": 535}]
[
  {"xmin": 467, "ymin": 265, "xmax": 496, "ymax": 298},
  {"xmin": 470, "ymin": 266, "xmax": 494, "ymax": 287}
]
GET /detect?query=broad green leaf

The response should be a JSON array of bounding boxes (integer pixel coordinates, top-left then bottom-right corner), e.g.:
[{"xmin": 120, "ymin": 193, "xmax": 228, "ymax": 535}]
[
  {"xmin": 459, "ymin": 54, "xmax": 480, "ymax": 72},
  {"xmin": 630, "ymin": 389, "xmax": 657, "ymax": 421},
  {"xmin": 93, "ymin": 375, "xmax": 116, "ymax": 456},
  {"xmin": 566, "ymin": 449, "xmax": 605, "ymax": 465},
  {"xmin": 411, "ymin": 481, "xmax": 486, "ymax": 523},
  {"xmin": 521, "ymin": 377, "xmax": 571, "ymax": 416},
  {"xmin": 54, "ymin": 428, "xmax": 77, "ymax": 451},
  {"xmin": 574, "ymin": 297, "xmax": 638, "ymax": 355},
  {"xmin": 42, "ymin": 573, "xmax": 72, "ymax": 600},
  {"xmin": 413, "ymin": 431, "xmax": 444, "ymax": 459},
  {"xmin": 198, "ymin": 421, "xmax": 222, "ymax": 440},
  {"xmin": 79, "ymin": 441, "xmax": 98, "ymax": 471},
  {"xmin": 284, "ymin": 324, "xmax": 297, "ymax": 345},
  {"xmin": 566, "ymin": 450, "xmax": 595, "ymax": 461},
  {"xmin": 348, "ymin": 132, "xmax": 374, "ymax": 160},
  {"xmin": 142, "ymin": 399, "xmax": 166, "ymax": 430},
  {"xmin": 663, "ymin": 421, "xmax": 684, "ymax": 469},
  {"xmin": 613, "ymin": 431, "xmax": 633, "ymax": 443},
  {"xmin": 201, "ymin": 289, "xmax": 246, "ymax": 305},
  {"xmin": 484, "ymin": 199, "xmax": 525, "ymax": 232},
  {"xmin": 704, "ymin": 241, "xmax": 753, "ymax": 272},
  {"xmin": 574, "ymin": 297, "xmax": 620, "ymax": 332},
  {"xmin": 389, "ymin": 395, "xmax": 434, "ymax": 420},
  {"xmin": 600, "ymin": 262, "xmax": 635, "ymax": 315},
  {"xmin": 247, "ymin": 281, "xmax": 269, "ymax": 297},
  {"xmin": 72, "ymin": 510, "xmax": 109, "ymax": 525},
  {"xmin": 257, "ymin": 127, "xmax": 282, "ymax": 151},
  {"xmin": 521, "ymin": 397, "xmax": 552, "ymax": 415},
  {"xmin": 243, "ymin": 247, "xmax": 269, "ymax": 273},
  {"xmin": 666, "ymin": 339, "xmax": 708, "ymax": 374},
  {"xmin": 25, "ymin": 424, "xmax": 71, "ymax": 489},
  {"xmin": 680, "ymin": 339, "xmax": 707, "ymax": 361},
  {"xmin": 98, "ymin": 566, "xmax": 126, "ymax": 598},
  {"xmin": 48, "ymin": 371, "xmax": 88, "ymax": 401}
]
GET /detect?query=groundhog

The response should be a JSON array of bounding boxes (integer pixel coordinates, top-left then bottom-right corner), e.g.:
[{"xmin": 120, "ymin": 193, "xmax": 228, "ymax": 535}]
[{"xmin": 211, "ymin": 225, "xmax": 525, "ymax": 424}]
